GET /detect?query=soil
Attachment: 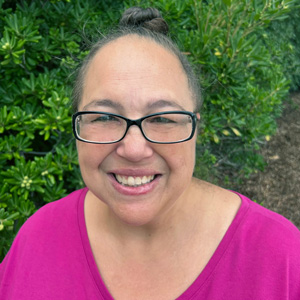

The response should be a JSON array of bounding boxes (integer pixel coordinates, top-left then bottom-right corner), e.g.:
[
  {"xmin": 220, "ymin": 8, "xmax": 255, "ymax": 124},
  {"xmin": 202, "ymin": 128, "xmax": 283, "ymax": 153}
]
[{"xmin": 238, "ymin": 93, "xmax": 300, "ymax": 229}]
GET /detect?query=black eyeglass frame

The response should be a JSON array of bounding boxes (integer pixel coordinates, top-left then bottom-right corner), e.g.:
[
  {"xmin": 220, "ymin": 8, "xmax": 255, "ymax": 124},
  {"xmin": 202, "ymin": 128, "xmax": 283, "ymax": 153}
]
[{"xmin": 72, "ymin": 110, "xmax": 199, "ymax": 144}]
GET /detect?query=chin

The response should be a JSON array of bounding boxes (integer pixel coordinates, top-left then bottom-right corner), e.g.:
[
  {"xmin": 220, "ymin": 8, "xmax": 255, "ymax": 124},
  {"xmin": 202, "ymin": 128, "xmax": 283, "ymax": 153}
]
[{"xmin": 110, "ymin": 201, "xmax": 164, "ymax": 227}]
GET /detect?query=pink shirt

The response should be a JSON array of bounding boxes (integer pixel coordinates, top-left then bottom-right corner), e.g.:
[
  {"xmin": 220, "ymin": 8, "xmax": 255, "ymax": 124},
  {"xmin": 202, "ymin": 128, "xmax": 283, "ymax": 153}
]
[{"xmin": 1, "ymin": 188, "xmax": 300, "ymax": 299}]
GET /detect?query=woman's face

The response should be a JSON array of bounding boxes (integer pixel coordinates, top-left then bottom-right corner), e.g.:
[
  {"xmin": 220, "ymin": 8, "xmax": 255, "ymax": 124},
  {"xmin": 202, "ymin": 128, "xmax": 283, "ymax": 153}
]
[{"xmin": 77, "ymin": 35, "xmax": 198, "ymax": 226}]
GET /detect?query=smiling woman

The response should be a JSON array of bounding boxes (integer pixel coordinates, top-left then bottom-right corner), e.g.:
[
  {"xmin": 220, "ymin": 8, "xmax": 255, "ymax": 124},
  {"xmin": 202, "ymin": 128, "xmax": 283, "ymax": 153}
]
[
  {"xmin": 76, "ymin": 33, "xmax": 200, "ymax": 227},
  {"xmin": 1, "ymin": 6, "xmax": 300, "ymax": 300}
]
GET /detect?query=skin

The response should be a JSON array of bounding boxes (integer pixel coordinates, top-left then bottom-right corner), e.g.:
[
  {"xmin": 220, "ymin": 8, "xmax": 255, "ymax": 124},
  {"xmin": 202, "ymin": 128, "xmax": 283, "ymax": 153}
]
[
  {"xmin": 77, "ymin": 35, "xmax": 241, "ymax": 299},
  {"xmin": 78, "ymin": 35, "xmax": 199, "ymax": 228}
]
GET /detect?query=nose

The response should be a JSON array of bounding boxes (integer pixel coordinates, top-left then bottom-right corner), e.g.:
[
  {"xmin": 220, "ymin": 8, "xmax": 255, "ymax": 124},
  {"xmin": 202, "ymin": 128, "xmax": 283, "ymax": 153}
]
[{"xmin": 115, "ymin": 125, "xmax": 154, "ymax": 162}]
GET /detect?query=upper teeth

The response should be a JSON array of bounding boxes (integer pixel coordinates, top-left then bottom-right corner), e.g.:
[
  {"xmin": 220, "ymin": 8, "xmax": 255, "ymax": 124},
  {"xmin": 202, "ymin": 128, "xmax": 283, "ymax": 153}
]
[{"xmin": 115, "ymin": 175, "xmax": 155, "ymax": 187}]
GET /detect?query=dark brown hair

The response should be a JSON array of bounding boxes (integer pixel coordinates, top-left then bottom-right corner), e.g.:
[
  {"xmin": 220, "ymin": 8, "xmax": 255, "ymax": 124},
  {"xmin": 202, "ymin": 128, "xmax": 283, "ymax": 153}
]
[{"xmin": 72, "ymin": 7, "xmax": 201, "ymax": 112}]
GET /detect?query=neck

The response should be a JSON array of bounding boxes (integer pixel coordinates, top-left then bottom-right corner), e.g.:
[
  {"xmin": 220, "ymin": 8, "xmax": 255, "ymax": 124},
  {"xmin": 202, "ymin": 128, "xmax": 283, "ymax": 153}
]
[{"xmin": 85, "ymin": 179, "xmax": 207, "ymax": 250}]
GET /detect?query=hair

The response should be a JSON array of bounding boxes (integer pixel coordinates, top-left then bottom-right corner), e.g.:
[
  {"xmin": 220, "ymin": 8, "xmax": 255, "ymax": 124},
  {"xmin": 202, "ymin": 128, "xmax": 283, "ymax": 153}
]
[{"xmin": 72, "ymin": 7, "xmax": 201, "ymax": 112}]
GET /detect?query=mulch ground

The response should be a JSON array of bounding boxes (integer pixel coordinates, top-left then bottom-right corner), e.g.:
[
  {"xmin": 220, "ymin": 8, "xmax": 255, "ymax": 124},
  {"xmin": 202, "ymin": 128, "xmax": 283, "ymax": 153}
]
[{"xmin": 238, "ymin": 93, "xmax": 300, "ymax": 229}]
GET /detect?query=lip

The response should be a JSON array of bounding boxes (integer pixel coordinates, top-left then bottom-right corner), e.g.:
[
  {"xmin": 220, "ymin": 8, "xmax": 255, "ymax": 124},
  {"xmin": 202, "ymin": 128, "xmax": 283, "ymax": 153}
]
[{"xmin": 108, "ymin": 169, "xmax": 161, "ymax": 196}]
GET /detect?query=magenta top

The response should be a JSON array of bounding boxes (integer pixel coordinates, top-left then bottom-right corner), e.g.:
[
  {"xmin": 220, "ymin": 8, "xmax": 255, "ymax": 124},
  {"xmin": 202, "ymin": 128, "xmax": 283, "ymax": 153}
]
[{"xmin": 1, "ymin": 188, "xmax": 300, "ymax": 299}]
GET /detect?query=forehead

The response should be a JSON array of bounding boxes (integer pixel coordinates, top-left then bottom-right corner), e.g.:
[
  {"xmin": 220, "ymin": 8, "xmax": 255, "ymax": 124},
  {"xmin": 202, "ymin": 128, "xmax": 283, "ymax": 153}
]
[{"xmin": 81, "ymin": 35, "xmax": 193, "ymax": 112}]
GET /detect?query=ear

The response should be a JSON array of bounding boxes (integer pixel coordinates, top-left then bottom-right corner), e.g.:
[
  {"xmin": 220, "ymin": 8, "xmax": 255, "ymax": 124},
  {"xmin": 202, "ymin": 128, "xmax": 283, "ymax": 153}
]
[{"xmin": 196, "ymin": 112, "xmax": 200, "ymax": 121}]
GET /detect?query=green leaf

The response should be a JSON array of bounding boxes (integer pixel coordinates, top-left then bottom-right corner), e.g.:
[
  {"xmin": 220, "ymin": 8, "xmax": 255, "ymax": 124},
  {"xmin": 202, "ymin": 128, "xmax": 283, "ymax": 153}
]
[{"xmin": 222, "ymin": 0, "xmax": 231, "ymax": 7}]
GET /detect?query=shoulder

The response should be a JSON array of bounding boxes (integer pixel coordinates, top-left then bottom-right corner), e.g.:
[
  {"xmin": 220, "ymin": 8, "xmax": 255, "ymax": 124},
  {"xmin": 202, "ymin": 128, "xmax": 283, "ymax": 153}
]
[
  {"xmin": 1, "ymin": 188, "xmax": 88, "ymax": 262},
  {"xmin": 0, "ymin": 188, "xmax": 87, "ymax": 273},
  {"xmin": 18, "ymin": 188, "xmax": 87, "ymax": 234},
  {"xmin": 191, "ymin": 180, "xmax": 300, "ymax": 243},
  {"xmin": 0, "ymin": 188, "xmax": 101, "ymax": 299},
  {"xmin": 34, "ymin": 188, "xmax": 87, "ymax": 216},
  {"xmin": 229, "ymin": 192, "xmax": 300, "ymax": 296},
  {"xmin": 237, "ymin": 192, "xmax": 300, "ymax": 239},
  {"xmin": 233, "ymin": 192, "xmax": 300, "ymax": 267},
  {"xmin": 6, "ymin": 187, "xmax": 87, "ymax": 241}
]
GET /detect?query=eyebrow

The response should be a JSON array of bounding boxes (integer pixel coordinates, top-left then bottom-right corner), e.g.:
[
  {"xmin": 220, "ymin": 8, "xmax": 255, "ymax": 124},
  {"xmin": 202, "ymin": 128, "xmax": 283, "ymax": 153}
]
[
  {"xmin": 147, "ymin": 99, "xmax": 186, "ymax": 111},
  {"xmin": 82, "ymin": 99, "xmax": 124, "ymax": 111},
  {"xmin": 82, "ymin": 99, "xmax": 186, "ymax": 111}
]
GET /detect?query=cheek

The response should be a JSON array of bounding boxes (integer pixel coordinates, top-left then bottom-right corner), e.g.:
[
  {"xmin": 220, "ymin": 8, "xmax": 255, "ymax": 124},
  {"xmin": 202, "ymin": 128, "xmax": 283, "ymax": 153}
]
[
  {"xmin": 77, "ymin": 143, "xmax": 94, "ymax": 167},
  {"xmin": 77, "ymin": 143, "xmax": 112, "ymax": 172},
  {"xmin": 159, "ymin": 141, "xmax": 196, "ymax": 173}
]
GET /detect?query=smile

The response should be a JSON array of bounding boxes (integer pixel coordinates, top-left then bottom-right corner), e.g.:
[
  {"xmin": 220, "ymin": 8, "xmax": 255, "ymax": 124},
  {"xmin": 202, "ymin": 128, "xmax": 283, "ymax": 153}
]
[{"xmin": 114, "ymin": 174, "xmax": 155, "ymax": 187}]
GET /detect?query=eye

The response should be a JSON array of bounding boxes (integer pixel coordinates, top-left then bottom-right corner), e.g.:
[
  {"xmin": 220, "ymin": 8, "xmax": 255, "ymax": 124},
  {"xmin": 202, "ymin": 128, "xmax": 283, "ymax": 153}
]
[
  {"xmin": 90, "ymin": 114, "xmax": 119, "ymax": 123},
  {"xmin": 147, "ymin": 116, "xmax": 177, "ymax": 124}
]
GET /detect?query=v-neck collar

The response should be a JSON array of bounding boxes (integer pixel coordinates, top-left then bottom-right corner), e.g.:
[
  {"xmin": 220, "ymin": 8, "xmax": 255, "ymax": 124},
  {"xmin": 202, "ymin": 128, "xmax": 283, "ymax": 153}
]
[{"xmin": 77, "ymin": 188, "xmax": 249, "ymax": 299}]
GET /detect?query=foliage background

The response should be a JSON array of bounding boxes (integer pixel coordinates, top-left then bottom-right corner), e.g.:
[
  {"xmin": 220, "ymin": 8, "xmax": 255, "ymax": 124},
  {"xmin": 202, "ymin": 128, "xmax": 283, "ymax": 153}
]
[{"xmin": 0, "ymin": 0, "xmax": 299, "ymax": 259}]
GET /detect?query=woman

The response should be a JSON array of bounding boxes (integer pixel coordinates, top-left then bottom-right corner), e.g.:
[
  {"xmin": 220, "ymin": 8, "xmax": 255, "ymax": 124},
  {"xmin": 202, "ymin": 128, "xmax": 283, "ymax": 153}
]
[{"xmin": 1, "ymin": 7, "xmax": 299, "ymax": 300}]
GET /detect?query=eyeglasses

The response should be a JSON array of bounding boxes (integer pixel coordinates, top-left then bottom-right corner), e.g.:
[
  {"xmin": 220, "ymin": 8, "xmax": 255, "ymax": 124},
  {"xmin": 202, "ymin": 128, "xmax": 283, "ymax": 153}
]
[{"xmin": 72, "ymin": 111, "xmax": 198, "ymax": 144}]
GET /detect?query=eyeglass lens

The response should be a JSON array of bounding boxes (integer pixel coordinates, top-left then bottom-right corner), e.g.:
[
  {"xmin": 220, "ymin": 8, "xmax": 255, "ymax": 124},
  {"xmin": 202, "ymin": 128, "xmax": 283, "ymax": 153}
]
[{"xmin": 75, "ymin": 113, "xmax": 193, "ymax": 143}]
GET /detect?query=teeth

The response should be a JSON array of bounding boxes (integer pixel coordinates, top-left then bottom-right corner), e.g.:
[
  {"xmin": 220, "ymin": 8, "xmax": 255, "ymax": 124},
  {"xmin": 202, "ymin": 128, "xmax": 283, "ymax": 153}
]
[
  {"xmin": 128, "ymin": 176, "xmax": 135, "ymax": 186},
  {"xmin": 135, "ymin": 177, "xmax": 142, "ymax": 185},
  {"xmin": 115, "ymin": 174, "xmax": 155, "ymax": 187},
  {"xmin": 118, "ymin": 175, "xmax": 128, "ymax": 185},
  {"xmin": 141, "ymin": 176, "xmax": 148, "ymax": 184}
]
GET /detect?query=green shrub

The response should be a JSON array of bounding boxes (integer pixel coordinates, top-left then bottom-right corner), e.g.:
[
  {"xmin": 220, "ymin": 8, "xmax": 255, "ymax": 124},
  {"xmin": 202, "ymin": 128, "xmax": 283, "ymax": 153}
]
[
  {"xmin": 266, "ymin": 5, "xmax": 300, "ymax": 91},
  {"xmin": 0, "ymin": 0, "xmax": 298, "ymax": 260},
  {"xmin": 0, "ymin": 0, "xmax": 122, "ymax": 258},
  {"xmin": 184, "ymin": 0, "xmax": 295, "ymax": 181}
]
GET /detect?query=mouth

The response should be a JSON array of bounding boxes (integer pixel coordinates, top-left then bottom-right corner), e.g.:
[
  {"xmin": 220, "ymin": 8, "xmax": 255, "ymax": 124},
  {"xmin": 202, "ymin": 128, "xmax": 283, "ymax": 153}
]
[{"xmin": 113, "ymin": 174, "xmax": 157, "ymax": 187}]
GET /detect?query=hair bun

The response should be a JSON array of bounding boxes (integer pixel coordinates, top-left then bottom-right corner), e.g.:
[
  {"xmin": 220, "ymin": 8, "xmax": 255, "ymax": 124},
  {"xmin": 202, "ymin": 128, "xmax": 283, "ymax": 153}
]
[{"xmin": 120, "ymin": 7, "xmax": 169, "ymax": 35}]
